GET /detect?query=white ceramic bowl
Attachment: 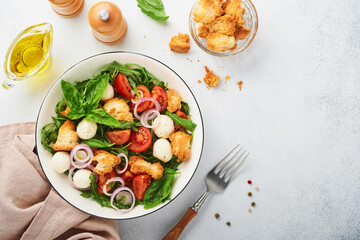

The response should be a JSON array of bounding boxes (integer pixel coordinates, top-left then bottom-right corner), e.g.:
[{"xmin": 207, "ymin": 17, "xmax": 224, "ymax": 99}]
[{"xmin": 35, "ymin": 52, "xmax": 204, "ymax": 219}]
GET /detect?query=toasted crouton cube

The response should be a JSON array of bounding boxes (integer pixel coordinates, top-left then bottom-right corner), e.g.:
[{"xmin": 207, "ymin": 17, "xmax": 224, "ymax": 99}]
[
  {"xmin": 103, "ymin": 98, "xmax": 133, "ymax": 122},
  {"xmin": 203, "ymin": 66, "xmax": 219, "ymax": 87},
  {"xmin": 206, "ymin": 33, "xmax": 236, "ymax": 52},
  {"xmin": 52, "ymin": 120, "xmax": 79, "ymax": 151},
  {"xmin": 193, "ymin": 0, "xmax": 223, "ymax": 23},
  {"xmin": 169, "ymin": 33, "xmax": 190, "ymax": 53},
  {"xmin": 224, "ymin": 0, "xmax": 246, "ymax": 25},
  {"xmin": 234, "ymin": 24, "xmax": 251, "ymax": 40},
  {"xmin": 169, "ymin": 131, "xmax": 191, "ymax": 162},
  {"xmin": 92, "ymin": 150, "xmax": 121, "ymax": 175},
  {"xmin": 128, "ymin": 156, "xmax": 164, "ymax": 179},
  {"xmin": 205, "ymin": 14, "xmax": 237, "ymax": 36},
  {"xmin": 167, "ymin": 89, "xmax": 182, "ymax": 113},
  {"xmin": 60, "ymin": 106, "xmax": 70, "ymax": 117},
  {"xmin": 198, "ymin": 24, "xmax": 210, "ymax": 38}
]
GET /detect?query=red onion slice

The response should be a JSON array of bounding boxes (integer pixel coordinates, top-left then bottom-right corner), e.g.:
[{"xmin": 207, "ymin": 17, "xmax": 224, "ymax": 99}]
[
  {"xmin": 133, "ymin": 97, "xmax": 161, "ymax": 120},
  {"xmin": 70, "ymin": 144, "xmax": 93, "ymax": 169},
  {"xmin": 110, "ymin": 186, "xmax": 136, "ymax": 212},
  {"xmin": 140, "ymin": 109, "xmax": 160, "ymax": 128},
  {"xmin": 68, "ymin": 167, "xmax": 91, "ymax": 191},
  {"xmin": 115, "ymin": 191, "xmax": 133, "ymax": 205},
  {"xmin": 102, "ymin": 177, "xmax": 125, "ymax": 196},
  {"xmin": 130, "ymin": 90, "xmax": 144, "ymax": 104},
  {"xmin": 114, "ymin": 153, "xmax": 129, "ymax": 175}
]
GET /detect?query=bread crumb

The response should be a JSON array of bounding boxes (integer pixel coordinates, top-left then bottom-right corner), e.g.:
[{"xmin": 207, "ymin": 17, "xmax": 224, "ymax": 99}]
[
  {"xmin": 187, "ymin": 58, "xmax": 189, "ymax": 60},
  {"xmin": 225, "ymin": 75, "xmax": 230, "ymax": 83},
  {"xmin": 255, "ymin": 186, "xmax": 259, "ymax": 191},
  {"xmin": 198, "ymin": 80, "xmax": 202, "ymax": 83},
  {"xmin": 206, "ymin": 86, "xmax": 210, "ymax": 90},
  {"xmin": 237, "ymin": 81, "xmax": 243, "ymax": 91},
  {"xmin": 144, "ymin": 35, "xmax": 146, "ymax": 38},
  {"xmin": 203, "ymin": 66, "xmax": 219, "ymax": 87},
  {"xmin": 169, "ymin": 33, "xmax": 190, "ymax": 53},
  {"xmin": 222, "ymin": 89, "xmax": 226, "ymax": 91},
  {"xmin": 197, "ymin": 59, "xmax": 200, "ymax": 62},
  {"xmin": 248, "ymin": 209, "xmax": 252, "ymax": 213}
]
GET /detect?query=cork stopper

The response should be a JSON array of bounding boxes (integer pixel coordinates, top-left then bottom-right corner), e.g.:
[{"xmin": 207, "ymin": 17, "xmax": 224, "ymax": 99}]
[
  {"xmin": 48, "ymin": 0, "xmax": 84, "ymax": 18},
  {"xmin": 88, "ymin": 1, "xmax": 127, "ymax": 45}
]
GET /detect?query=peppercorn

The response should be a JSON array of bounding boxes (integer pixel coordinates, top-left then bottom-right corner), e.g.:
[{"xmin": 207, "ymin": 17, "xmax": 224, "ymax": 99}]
[
  {"xmin": 248, "ymin": 192, "xmax": 252, "ymax": 196},
  {"xmin": 215, "ymin": 213, "xmax": 220, "ymax": 219},
  {"xmin": 226, "ymin": 222, "xmax": 231, "ymax": 226},
  {"xmin": 247, "ymin": 180, "xmax": 252, "ymax": 184},
  {"xmin": 251, "ymin": 202, "xmax": 256, "ymax": 207}
]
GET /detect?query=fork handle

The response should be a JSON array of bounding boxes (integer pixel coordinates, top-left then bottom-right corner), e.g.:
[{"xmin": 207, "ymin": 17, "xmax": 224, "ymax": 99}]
[{"xmin": 162, "ymin": 208, "xmax": 197, "ymax": 240}]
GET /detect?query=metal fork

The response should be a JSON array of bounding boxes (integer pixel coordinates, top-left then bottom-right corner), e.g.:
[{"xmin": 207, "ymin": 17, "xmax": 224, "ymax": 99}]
[{"xmin": 163, "ymin": 144, "xmax": 249, "ymax": 240}]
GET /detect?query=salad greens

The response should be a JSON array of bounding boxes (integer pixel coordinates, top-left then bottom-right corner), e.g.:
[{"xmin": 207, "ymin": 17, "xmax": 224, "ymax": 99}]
[
  {"xmin": 41, "ymin": 61, "xmax": 197, "ymax": 211},
  {"xmin": 136, "ymin": 0, "xmax": 169, "ymax": 22}
]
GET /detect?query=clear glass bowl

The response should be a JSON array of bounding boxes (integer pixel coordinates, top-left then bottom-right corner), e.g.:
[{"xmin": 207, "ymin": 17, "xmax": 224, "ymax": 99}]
[{"xmin": 189, "ymin": 0, "xmax": 258, "ymax": 57}]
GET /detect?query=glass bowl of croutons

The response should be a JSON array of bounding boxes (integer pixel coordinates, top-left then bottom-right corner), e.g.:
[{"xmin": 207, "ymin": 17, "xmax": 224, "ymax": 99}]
[{"xmin": 189, "ymin": 0, "xmax": 258, "ymax": 56}]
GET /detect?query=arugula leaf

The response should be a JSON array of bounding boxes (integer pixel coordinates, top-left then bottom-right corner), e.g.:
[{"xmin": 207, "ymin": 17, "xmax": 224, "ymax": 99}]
[
  {"xmin": 143, "ymin": 168, "xmax": 177, "ymax": 209},
  {"xmin": 163, "ymin": 155, "xmax": 181, "ymax": 171},
  {"xmin": 180, "ymin": 101, "xmax": 190, "ymax": 115},
  {"xmin": 84, "ymin": 74, "xmax": 109, "ymax": 109},
  {"xmin": 82, "ymin": 138, "xmax": 115, "ymax": 148},
  {"xmin": 137, "ymin": 0, "xmax": 169, "ymax": 22},
  {"xmin": 165, "ymin": 110, "xmax": 197, "ymax": 132},
  {"xmin": 81, "ymin": 174, "xmax": 112, "ymax": 208},
  {"xmin": 85, "ymin": 108, "xmax": 122, "ymax": 128}
]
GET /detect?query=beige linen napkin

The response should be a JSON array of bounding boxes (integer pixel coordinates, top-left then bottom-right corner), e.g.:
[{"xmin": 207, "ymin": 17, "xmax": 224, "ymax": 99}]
[{"xmin": 0, "ymin": 122, "xmax": 120, "ymax": 240}]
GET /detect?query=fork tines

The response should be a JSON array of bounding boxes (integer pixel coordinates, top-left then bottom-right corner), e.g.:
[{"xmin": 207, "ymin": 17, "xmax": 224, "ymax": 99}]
[{"xmin": 213, "ymin": 144, "xmax": 249, "ymax": 182}]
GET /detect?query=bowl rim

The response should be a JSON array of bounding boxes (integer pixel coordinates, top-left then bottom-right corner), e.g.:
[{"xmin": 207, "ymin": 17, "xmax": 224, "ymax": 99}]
[
  {"xmin": 188, "ymin": 0, "xmax": 259, "ymax": 57},
  {"xmin": 35, "ymin": 51, "xmax": 204, "ymax": 220}
]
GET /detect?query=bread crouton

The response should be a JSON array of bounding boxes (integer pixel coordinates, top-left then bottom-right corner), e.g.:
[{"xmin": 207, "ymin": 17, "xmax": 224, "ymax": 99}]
[
  {"xmin": 204, "ymin": 14, "xmax": 237, "ymax": 36},
  {"xmin": 60, "ymin": 106, "xmax": 70, "ymax": 117},
  {"xmin": 206, "ymin": 32, "xmax": 236, "ymax": 52},
  {"xmin": 193, "ymin": 0, "xmax": 223, "ymax": 23},
  {"xmin": 103, "ymin": 98, "xmax": 133, "ymax": 122},
  {"xmin": 128, "ymin": 156, "xmax": 164, "ymax": 179},
  {"xmin": 224, "ymin": 0, "xmax": 245, "ymax": 17},
  {"xmin": 167, "ymin": 89, "xmax": 182, "ymax": 113},
  {"xmin": 198, "ymin": 24, "xmax": 210, "ymax": 38},
  {"xmin": 234, "ymin": 24, "xmax": 251, "ymax": 40},
  {"xmin": 92, "ymin": 150, "xmax": 121, "ymax": 175},
  {"xmin": 203, "ymin": 66, "xmax": 219, "ymax": 87},
  {"xmin": 169, "ymin": 33, "xmax": 190, "ymax": 53},
  {"xmin": 52, "ymin": 120, "xmax": 79, "ymax": 151},
  {"xmin": 169, "ymin": 131, "xmax": 191, "ymax": 162}
]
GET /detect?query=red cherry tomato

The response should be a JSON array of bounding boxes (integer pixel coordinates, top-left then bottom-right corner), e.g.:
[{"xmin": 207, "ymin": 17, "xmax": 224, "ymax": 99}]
[
  {"xmin": 176, "ymin": 110, "xmax": 188, "ymax": 119},
  {"xmin": 106, "ymin": 129, "xmax": 131, "ymax": 145},
  {"xmin": 132, "ymin": 174, "xmax": 152, "ymax": 201},
  {"xmin": 96, "ymin": 170, "xmax": 116, "ymax": 194},
  {"xmin": 114, "ymin": 73, "xmax": 132, "ymax": 99},
  {"xmin": 128, "ymin": 126, "xmax": 152, "ymax": 153},
  {"xmin": 151, "ymin": 86, "xmax": 168, "ymax": 112},
  {"xmin": 129, "ymin": 85, "xmax": 151, "ymax": 113},
  {"xmin": 120, "ymin": 166, "xmax": 137, "ymax": 187}
]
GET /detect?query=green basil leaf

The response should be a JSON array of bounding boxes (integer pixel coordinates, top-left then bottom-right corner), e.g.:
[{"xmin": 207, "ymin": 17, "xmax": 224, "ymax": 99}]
[
  {"xmin": 165, "ymin": 110, "xmax": 197, "ymax": 132},
  {"xmin": 137, "ymin": 0, "xmax": 169, "ymax": 22},
  {"xmin": 85, "ymin": 108, "xmax": 122, "ymax": 128},
  {"xmin": 143, "ymin": 168, "xmax": 177, "ymax": 209},
  {"xmin": 61, "ymin": 80, "xmax": 86, "ymax": 111},
  {"xmin": 84, "ymin": 74, "xmax": 109, "ymax": 109},
  {"xmin": 82, "ymin": 138, "xmax": 115, "ymax": 148}
]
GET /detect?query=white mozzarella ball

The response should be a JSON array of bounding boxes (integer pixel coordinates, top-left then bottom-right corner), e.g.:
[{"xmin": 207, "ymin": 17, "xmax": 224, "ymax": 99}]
[
  {"xmin": 76, "ymin": 119, "xmax": 97, "ymax": 140},
  {"xmin": 153, "ymin": 139, "xmax": 173, "ymax": 162},
  {"xmin": 51, "ymin": 151, "xmax": 70, "ymax": 173},
  {"xmin": 101, "ymin": 83, "xmax": 114, "ymax": 101},
  {"xmin": 73, "ymin": 169, "xmax": 92, "ymax": 189},
  {"xmin": 153, "ymin": 115, "xmax": 174, "ymax": 139}
]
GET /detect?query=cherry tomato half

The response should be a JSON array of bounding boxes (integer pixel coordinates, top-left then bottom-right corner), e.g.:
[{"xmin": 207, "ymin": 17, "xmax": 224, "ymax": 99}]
[
  {"xmin": 176, "ymin": 110, "xmax": 188, "ymax": 119},
  {"xmin": 129, "ymin": 85, "xmax": 151, "ymax": 113},
  {"xmin": 106, "ymin": 129, "xmax": 131, "ymax": 145},
  {"xmin": 114, "ymin": 73, "xmax": 132, "ymax": 99},
  {"xmin": 128, "ymin": 126, "xmax": 152, "ymax": 153},
  {"xmin": 132, "ymin": 174, "xmax": 152, "ymax": 201},
  {"xmin": 151, "ymin": 86, "xmax": 168, "ymax": 112},
  {"xmin": 120, "ymin": 166, "xmax": 137, "ymax": 187},
  {"xmin": 96, "ymin": 170, "xmax": 116, "ymax": 194}
]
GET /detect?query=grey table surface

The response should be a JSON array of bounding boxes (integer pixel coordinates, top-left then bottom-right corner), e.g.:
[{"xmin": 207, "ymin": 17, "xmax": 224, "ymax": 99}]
[{"xmin": 1, "ymin": 0, "xmax": 359, "ymax": 239}]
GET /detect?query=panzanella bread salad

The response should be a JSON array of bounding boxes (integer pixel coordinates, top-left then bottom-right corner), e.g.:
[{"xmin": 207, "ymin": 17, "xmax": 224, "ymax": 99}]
[{"xmin": 41, "ymin": 61, "xmax": 196, "ymax": 212}]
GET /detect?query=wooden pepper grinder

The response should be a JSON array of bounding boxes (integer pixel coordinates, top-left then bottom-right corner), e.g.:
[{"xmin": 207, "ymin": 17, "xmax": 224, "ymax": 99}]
[
  {"xmin": 48, "ymin": 0, "xmax": 84, "ymax": 17},
  {"xmin": 88, "ymin": 1, "xmax": 127, "ymax": 45}
]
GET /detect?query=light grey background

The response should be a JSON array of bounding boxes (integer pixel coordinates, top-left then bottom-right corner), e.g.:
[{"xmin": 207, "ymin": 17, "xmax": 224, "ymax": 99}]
[{"xmin": 1, "ymin": 0, "xmax": 359, "ymax": 239}]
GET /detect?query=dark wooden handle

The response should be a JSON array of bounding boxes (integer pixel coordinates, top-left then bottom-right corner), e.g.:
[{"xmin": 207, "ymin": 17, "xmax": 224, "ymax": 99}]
[{"xmin": 162, "ymin": 207, "xmax": 197, "ymax": 240}]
